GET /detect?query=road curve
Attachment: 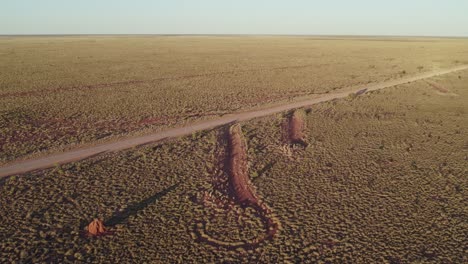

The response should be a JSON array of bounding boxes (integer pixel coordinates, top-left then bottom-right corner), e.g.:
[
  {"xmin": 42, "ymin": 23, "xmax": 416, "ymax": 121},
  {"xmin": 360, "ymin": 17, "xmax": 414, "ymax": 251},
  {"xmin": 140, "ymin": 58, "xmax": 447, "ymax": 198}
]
[{"xmin": 1, "ymin": 65, "xmax": 467, "ymax": 178}]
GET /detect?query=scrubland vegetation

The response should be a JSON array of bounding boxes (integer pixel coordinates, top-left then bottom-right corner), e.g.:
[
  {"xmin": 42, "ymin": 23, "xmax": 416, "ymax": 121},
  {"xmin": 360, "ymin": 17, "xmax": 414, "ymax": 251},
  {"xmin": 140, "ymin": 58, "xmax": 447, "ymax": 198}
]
[
  {"xmin": 1, "ymin": 69, "xmax": 466, "ymax": 263},
  {"xmin": 2, "ymin": 36, "xmax": 468, "ymax": 163}
]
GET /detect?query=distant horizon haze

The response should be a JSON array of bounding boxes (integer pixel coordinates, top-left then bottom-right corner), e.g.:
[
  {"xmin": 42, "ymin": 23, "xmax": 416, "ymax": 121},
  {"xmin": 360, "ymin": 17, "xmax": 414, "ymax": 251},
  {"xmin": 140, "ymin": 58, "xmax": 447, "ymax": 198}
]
[{"xmin": 1, "ymin": 0, "xmax": 467, "ymax": 37}]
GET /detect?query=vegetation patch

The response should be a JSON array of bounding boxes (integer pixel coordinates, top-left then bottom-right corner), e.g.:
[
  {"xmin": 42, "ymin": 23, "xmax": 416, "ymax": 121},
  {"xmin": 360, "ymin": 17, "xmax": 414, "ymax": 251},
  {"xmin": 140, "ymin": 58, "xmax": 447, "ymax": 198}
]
[{"xmin": 2, "ymin": 36, "xmax": 468, "ymax": 162}]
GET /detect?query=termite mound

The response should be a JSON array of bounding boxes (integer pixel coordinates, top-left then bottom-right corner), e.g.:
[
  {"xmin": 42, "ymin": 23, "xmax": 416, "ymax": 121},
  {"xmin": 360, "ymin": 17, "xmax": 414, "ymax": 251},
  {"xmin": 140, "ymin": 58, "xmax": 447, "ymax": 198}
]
[
  {"xmin": 194, "ymin": 124, "xmax": 280, "ymax": 249},
  {"xmin": 283, "ymin": 110, "xmax": 308, "ymax": 148}
]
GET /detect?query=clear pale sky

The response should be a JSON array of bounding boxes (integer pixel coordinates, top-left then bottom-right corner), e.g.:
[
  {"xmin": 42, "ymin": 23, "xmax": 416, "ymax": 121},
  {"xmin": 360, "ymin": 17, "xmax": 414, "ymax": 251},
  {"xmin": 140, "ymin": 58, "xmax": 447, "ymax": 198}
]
[{"xmin": 1, "ymin": 0, "xmax": 467, "ymax": 36}]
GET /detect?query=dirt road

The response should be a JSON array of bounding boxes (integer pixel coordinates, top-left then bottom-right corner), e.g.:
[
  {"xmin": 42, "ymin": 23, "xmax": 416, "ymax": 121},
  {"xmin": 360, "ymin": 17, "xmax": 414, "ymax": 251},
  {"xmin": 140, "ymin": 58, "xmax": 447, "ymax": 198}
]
[{"xmin": 1, "ymin": 65, "xmax": 467, "ymax": 178}]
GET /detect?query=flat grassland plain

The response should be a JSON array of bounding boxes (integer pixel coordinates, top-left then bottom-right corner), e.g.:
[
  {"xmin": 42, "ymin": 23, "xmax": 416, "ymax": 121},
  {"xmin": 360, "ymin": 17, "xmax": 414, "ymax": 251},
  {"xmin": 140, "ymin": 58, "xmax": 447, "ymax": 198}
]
[
  {"xmin": 0, "ymin": 36, "xmax": 467, "ymax": 262},
  {"xmin": 1, "ymin": 36, "xmax": 468, "ymax": 163}
]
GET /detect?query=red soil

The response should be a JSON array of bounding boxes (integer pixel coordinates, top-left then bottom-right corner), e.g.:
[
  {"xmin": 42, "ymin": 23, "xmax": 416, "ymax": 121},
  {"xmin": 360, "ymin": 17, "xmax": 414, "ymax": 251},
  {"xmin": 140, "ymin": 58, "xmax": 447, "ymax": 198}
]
[
  {"xmin": 0, "ymin": 80, "xmax": 148, "ymax": 98},
  {"xmin": 0, "ymin": 64, "xmax": 319, "ymax": 99},
  {"xmin": 1, "ymin": 118, "xmax": 140, "ymax": 147}
]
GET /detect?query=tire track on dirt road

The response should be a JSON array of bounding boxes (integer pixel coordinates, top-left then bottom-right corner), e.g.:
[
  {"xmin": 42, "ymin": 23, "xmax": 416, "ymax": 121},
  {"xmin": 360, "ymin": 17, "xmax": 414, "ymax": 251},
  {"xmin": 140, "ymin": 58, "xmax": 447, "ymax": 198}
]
[{"xmin": 1, "ymin": 65, "xmax": 467, "ymax": 178}]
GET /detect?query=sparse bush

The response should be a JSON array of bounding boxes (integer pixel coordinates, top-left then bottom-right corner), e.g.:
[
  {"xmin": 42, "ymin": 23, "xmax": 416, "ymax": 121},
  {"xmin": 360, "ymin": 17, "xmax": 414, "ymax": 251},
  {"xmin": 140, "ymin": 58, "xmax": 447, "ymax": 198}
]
[
  {"xmin": 1, "ymin": 37, "xmax": 467, "ymax": 263},
  {"xmin": 2, "ymin": 37, "xmax": 468, "ymax": 163}
]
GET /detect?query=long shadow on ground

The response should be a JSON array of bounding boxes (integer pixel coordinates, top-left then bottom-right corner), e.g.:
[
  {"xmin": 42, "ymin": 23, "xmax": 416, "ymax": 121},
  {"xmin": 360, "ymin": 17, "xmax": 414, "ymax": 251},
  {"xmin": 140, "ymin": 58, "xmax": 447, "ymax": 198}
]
[{"xmin": 105, "ymin": 183, "xmax": 180, "ymax": 226}]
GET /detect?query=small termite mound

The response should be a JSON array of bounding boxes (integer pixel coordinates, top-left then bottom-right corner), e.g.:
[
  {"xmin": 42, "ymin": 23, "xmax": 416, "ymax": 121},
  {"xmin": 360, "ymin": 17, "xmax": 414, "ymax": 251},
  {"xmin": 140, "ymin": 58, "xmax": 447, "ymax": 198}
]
[
  {"xmin": 283, "ymin": 110, "xmax": 308, "ymax": 148},
  {"xmin": 194, "ymin": 124, "xmax": 280, "ymax": 249},
  {"xmin": 86, "ymin": 219, "xmax": 107, "ymax": 237}
]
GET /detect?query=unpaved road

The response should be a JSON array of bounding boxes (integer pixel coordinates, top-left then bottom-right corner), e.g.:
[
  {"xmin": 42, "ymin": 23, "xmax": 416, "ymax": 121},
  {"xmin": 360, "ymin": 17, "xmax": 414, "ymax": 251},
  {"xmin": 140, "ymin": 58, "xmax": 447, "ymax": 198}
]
[{"xmin": 1, "ymin": 65, "xmax": 467, "ymax": 178}]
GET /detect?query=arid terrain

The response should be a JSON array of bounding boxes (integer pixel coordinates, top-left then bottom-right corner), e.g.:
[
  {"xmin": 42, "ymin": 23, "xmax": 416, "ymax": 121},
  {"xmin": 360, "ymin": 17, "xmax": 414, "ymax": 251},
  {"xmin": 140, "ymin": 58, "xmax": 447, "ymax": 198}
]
[
  {"xmin": 0, "ymin": 36, "xmax": 467, "ymax": 263},
  {"xmin": 2, "ymin": 36, "xmax": 468, "ymax": 163}
]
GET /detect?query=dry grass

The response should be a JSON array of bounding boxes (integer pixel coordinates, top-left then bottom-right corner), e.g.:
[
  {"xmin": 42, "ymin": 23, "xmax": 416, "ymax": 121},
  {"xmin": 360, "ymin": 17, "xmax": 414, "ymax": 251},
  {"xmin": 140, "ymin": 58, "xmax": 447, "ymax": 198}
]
[
  {"xmin": 244, "ymin": 70, "xmax": 468, "ymax": 263},
  {"xmin": 0, "ymin": 68, "xmax": 466, "ymax": 262},
  {"xmin": 2, "ymin": 36, "xmax": 468, "ymax": 162}
]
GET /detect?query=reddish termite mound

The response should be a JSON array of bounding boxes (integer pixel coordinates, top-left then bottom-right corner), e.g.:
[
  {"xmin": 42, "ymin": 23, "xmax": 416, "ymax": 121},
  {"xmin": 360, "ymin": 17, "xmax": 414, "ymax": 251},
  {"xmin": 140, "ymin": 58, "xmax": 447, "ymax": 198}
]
[
  {"xmin": 87, "ymin": 219, "xmax": 107, "ymax": 236},
  {"xmin": 195, "ymin": 124, "xmax": 280, "ymax": 249},
  {"xmin": 224, "ymin": 124, "xmax": 280, "ymax": 242},
  {"xmin": 284, "ymin": 110, "xmax": 308, "ymax": 147},
  {"xmin": 227, "ymin": 124, "xmax": 257, "ymax": 205}
]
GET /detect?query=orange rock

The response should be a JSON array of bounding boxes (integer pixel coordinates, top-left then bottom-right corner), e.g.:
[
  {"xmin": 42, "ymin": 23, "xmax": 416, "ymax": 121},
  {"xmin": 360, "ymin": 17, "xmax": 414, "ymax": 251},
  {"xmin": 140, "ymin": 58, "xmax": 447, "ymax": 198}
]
[{"xmin": 87, "ymin": 219, "xmax": 106, "ymax": 236}]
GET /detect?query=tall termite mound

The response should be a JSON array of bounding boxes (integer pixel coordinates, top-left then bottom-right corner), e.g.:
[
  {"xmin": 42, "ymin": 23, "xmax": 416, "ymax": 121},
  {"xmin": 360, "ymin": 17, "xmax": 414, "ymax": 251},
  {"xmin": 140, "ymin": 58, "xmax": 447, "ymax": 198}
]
[
  {"xmin": 194, "ymin": 124, "xmax": 280, "ymax": 249},
  {"xmin": 285, "ymin": 110, "xmax": 308, "ymax": 147},
  {"xmin": 227, "ymin": 124, "xmax": 258, "ymax": 206},
  {"xmin": 227, "ymin": 124, "xmax": 280, "ymax": 242}
]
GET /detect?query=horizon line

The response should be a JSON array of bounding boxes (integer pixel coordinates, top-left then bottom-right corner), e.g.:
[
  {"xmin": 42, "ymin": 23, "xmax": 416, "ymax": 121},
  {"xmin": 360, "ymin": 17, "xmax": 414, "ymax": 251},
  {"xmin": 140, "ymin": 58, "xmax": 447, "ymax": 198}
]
[{"xmin": 1, "ymin": 33, "xmax": 468, "ymax": 39}]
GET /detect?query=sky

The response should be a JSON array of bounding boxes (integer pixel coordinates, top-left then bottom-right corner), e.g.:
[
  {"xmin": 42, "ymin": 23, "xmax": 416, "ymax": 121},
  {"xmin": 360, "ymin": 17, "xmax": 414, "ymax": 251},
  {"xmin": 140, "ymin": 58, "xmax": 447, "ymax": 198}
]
[{"xmin": 1, "ymin": 0, "xmax": 467, "ymax": 36}]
